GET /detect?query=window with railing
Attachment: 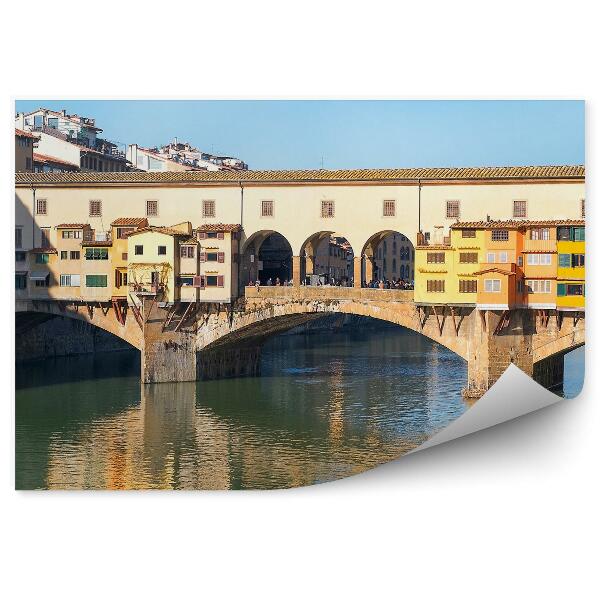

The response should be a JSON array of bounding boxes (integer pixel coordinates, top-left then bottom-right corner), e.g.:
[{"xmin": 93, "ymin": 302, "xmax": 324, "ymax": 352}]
[
  {"xmin": 146, "ymin": 200, "xmax": 158, "ymax": 217},
  {"xmin": 261, "ymin": 200, "xmax": 274, "ymax": 217},
  {"xmin": 491, "ymin": 230, "xmax": 509, "ymax": 241},
  {"xmin": 202, "ymin": 200, "xmax": 216, "ymax": 218},
  {"xmin": 89, "ymin": 200, "xmax": 102, "ymax": 217},
  {"xmin": 383, "ymin": 199, "xmax": 396, "ymax": 217},
  {"xmin": 321, "ymin": 200, "xmax": 335, "ymax": 218},
  {"xmin": 513, "ymin": 200, "xmax": 527, "ymax": 218}
]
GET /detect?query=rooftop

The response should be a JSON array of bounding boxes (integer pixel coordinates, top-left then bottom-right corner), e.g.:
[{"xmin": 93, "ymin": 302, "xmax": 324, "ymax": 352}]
[
  {"xmin": 452, "ymin": 219, "xmax": 586, "ymax": 229},
  {"xmin": 198, "ymin": 223, "xmax": 242, "ymax": 232},
  {"xmin": 33, "ymin": 153, "xmax": 79, "ymax": 169},
  {"xmin": 111, "ymin": 217, "xmax": 149, "ymax": 227},
  {"xmin": 15, "ymin": 128, "xmax": 39, "ymax": 139},
  {"xmin": 15, "ymin": 164, "xmax": 585, "ymax": 186}
]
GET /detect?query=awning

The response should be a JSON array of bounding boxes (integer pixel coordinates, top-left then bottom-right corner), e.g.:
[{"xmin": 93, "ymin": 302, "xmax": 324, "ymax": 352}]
[{"xmin": 29, "ymin": 271, "xmax": 49, "ymax": 281}]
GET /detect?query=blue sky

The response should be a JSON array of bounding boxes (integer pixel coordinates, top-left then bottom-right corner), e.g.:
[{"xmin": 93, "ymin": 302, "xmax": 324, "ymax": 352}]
[{"xmin": 15, "ymin": 100, "xmax": 584, "ymax": 170}]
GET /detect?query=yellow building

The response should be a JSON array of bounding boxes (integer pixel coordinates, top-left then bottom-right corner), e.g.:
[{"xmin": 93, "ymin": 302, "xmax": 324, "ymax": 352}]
[
  {"xmin": 110, "ymin": 218, "xmax": 148, "ymax": 298},
  {"xmin": 556, "ymin": 223, "xmax": 585, "ymax": 309}
]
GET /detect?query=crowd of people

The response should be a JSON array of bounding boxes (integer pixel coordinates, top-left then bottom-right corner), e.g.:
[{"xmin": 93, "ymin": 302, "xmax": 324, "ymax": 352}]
[{"xmin": 248, "ymin": 276, "xmax": 414, "ymax": 290}]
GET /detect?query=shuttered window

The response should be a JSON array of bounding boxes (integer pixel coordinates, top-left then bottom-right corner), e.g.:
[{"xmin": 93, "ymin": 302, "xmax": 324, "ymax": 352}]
[
  {"xmin": 491, "ymin": 230, "xmax": 509, "ymax": 241},
  {"xmin": 60, "ymin": 274, "xmax": 81, "ymax": 287},
  {"xmin": 558, "ymin": 254, "xmax": 571, "ymax": 268},
  {"xmin": 261, "ymin": 200, "xmax": 274, "ymax": 217},
  {"xmin": 427, "ymin": 252, "xmax": 445, "ymax": 264},
  {"xmin": 513, "ymin": 200, "xmax": 527, "ymax": 218},
  {"xmin": 426, "ymin": 280, "xmax": 445, "ymax": 292},
  {"xmin": 321, "ymin": 200, "xmax": 335, "ymax": 218},
  {"xmin": 36, "ymin": 198, "xmax": 47, "ymax": 215},
  {"xmin": 459, "ymin": 252, "xmax": 478, "ymax": 263},
  {"xmin": 383, "ymin": 200, "xmax": 395, "ymax": 217},
  {"xmin": 459, "ymin": 279, "xmax": 477, "ymax": 293},
  {"xmin": 461, "ymin": 229, "xmax": 476, "ymax": 238},
  {"xmin": 86, "ymin": 274, "xmax": 108, "ymax": 287},
  {"xmin": 202, "ymin": 200, "xmax": 216, "ymax": 218},
  {"xmin": 89, "ymin": 200, "xmax": 102, "ymax": 217},
  {"xmin": 446, "ymin": 200, "xmax": 460, "ymax": 218},
  {"xmin": 146, "ymin": 200, "xmax": 158, "ymax": 217}
]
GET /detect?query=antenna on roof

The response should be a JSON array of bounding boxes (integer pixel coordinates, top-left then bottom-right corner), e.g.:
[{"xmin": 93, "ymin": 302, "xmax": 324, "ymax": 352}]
[
  {"xmin": 320, "ymin": 155, "xmax": 324, "ymax": 170},
  {"xmin": 486, "ymin": 214, "xmax": 491, "ymax": 222}
]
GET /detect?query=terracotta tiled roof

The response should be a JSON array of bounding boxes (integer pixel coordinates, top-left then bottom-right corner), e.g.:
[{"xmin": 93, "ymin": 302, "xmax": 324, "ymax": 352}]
[
  {"xmin": 125, "ymin": 226, "xmax": 191, "ymax": 238},
  {"xmin": 473, "ymin": 267, "xmax": 516, "ymax": 276},
  {"xmin": 55, "ymin": 223, "xmax": 89, "ymax": 229},
  {"xmin": 110, "ymin": 217, "xmax": 149, "ymax": 227},
  {"xmin": 416, "ymin": 245, "xmax": 452, "ymax": 250},
  {"xmin": 14, "ymin": 164, "xmax": 585, "ymax": 185},
  {"xmin": 81, "ymin": 240, "xmax": 113, "ymax": 247},
  {"xmin": 452, "ymin": 219, "xmax": 585, "ymax": 229},
  {"xmin": 15, "ymin": 128, "xmax": 39, "ymax": 139},
  {"xmin": 197, "ymin": 223, "xmax": 242, "ymax": 232},
  {"xmin": 30, "ymin": 247, "xmax": 57, "ymax": 254},
  {"xmin": 33, "ymin": 153, "xmax": 79, "ymax": 168},
  {"xmin": 180, "ymin": 237, "xmax": 199, "ymax": 245}
]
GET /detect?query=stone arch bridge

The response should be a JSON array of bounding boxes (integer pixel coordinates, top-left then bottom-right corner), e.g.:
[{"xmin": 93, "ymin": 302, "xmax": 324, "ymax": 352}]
[{"xmin": 16, "ymin": 286, "xmax": 584, "ymax": 398}]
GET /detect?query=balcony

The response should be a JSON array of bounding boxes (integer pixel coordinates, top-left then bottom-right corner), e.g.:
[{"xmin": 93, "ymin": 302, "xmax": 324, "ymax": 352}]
[{"xmin": 523, "ymin": 238, "xmax": 556, "ymax": 252}]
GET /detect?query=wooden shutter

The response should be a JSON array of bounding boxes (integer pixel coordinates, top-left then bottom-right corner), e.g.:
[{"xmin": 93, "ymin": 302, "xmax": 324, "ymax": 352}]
[
  {"xmin": 200, "ymin": 275, "xmax": 206, "ymax": 289},
  {"xmin": 557, "ymin": 283, "xmax": 566, "ymax": 297},
  {"xmin": 217, "ymin": 252, "xmax": 225, "ymax": 263},
  {"xmin": 217, "ymin": 232, "xmax": 224, "ymax": 240},
  {"xmin": 217, "ymin": 275, "xmax": 224, "ymax": 287},
  {"xmin": 200, "ymin": 252, "xmax": 206, "ymax": 262},
  {"xmin": 199, "ymin": 231, "xmax": 206, "ymax": 240},
  {"xmin": 193, "ymin": 275, "xmax": 202, "ymax": 288}
]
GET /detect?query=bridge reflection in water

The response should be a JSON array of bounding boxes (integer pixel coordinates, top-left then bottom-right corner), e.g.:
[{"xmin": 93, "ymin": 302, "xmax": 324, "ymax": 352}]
[{"xmin": 16, "ymin": 325, "xmax": 474, "ymax": 490}]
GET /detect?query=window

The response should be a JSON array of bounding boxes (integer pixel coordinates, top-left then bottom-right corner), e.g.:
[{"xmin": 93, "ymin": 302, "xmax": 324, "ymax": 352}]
[
  {"xmin": 526, "ymin": 254, "xmax": 552, "ymax": 265},
  {"xmin": 530, "ymin": 228, "xmax": 550, "ymax": 240},
  {"xmin": 491, "ymin": 230, "xmax": 509, "ymax": 241},
  {"xmin": 204, "ymin": 252, "xmax": 219, "ymax": 262},
  {"xmin": 178, "ymin": 276, "xmax": 194, "ymax": 286},
  {"xmin": 427, "ymin": 252, "xmax": 445, "ymax": 264},
  {"xmin": 48, "ymin": 117, "xmax": 58, "ymax": 129},
  {"xmin": 446, "ymin": 200, "xmax": 460, "ymax": 219},
  {"xmin": 70, "ymin": 251, "xmax": 80, "ymax": 260},
  {"xmin": 459, "ymin": 279, "xmax": 477, "ymax": 293},
  {"xmin": 35, "ymin": 275, "xmax": 49, "ymax": 288},
  {"xmin": 146, "ymin": 200, "xmax": 158, "ymax": 217},
  {"xmin": 573, "ymin": 227, "xmax": 585, "ymax": 241},
  {"xmin": 61, "ymin": 251, "xmax": 68, "ymax": 260},
  {"xmin": 499, "ymin": 252, "xmax": 508, "ymax": 263},
  {"xmin": 321, "ymin": 200, "xmax": 335, "ymax": 218},
  {"xmin": 135, "ymin": 245, "xmax": 143, "ymax": 255},
  {"xmin": 461, "ymin": 229, "xmax": 476, "ymax": 238},
  {"xmin": 85, "ymin": 247, "xmax": 108, "ymax": 260},
  {"xmin": 15, "ymin": 274, "xmax": 27, "ymax": 290},
  {"xmin": 572, "ymin": 254, "xmax": 585, "ymax": 267},
  {"xmin": 60, "ymin": 274, "xmax": 81, "ymax": 287},
  {"xmin": 427, "ymin": 280, "xmax": 445, "ymax": 293},
  {"xmin": 181, "ymin": 246, "xmax": 195, "ymax": 258},
  {"xmin": 459, "ymin": 252, "xmax": 478, "ymax": 263},
  {"xmin": 41, "ymin": 228, "xmax": 51, "ymax": 248},
  {"xmin": 383, "ymin": 200, "xmax": 396, "ymax": 217},
  {"xmin": 261, "ymin": 200, "xmax": 274, "ymax": 217},
  {"xmin": 122, "ymin": 253, "xmax": 128, "ymax": 261},
  {"xmin": 25, "ymin": 157, "xmax": 32, "ymax": 170},
  {"xmin": 35, "ymin": 253, "xmax": 49, "ymax": 264},
  {"xmin": 158, "ymin": 246, "xmax": 166, "ymax": 255},
  {"xmin": 62, "ymin": 230, "xmax": 81, "ymax": 239},
  {"xmin": 89, "ymin": 200, "xmax": 102, "ymax": 217},
  {"xmin": 36, "ymin": 198, "xmax": 47, "ymax": 215},
  {"xmin": 117, "ymin": 227, "xmax": 134, "ymax": 239},
  {"xmin": 205, "ymin": 275, "xmax": 224, "ymax": 287},
  {"xmin": 513, "ymin": 200, "xmax": 527, "ymax": 218},
  {"xmin": 526, "ymin": 280, "xmax": 551, "ymax": 294},
  {"xmin": 486, "ymin": 252, "xmax": 495, "ymax": 263},
  {"xmin": 15, "ymin": 227, "xmax": 23, "ymax": 248},
  {"xmin": 557, "ymin": 227, "xmax": 571, "ymax": 241},
  {"xmin": 484, "ymin": 279, "xmax": 501, "ymax": 292},
  {"xmin": 581, "ymin": 199, "xmax": 585, "ymax": 218},
  {"xmin": 15, "ymin": 251, "xmax": 26, "ymax": 262},
  {"xmin": 566, "ymin": 284, "xmax": 584, "ymax": 296},
  {"xmin": 115, "ymin": 270, "xmax": 127, "ymax": 288},
  {"xmin": 202, "ymin": 200, "xmax": 216, "ymax": 218},
  {"xmin": 86, "ymin": 275, "xmax": 108, "ymax": 288}
]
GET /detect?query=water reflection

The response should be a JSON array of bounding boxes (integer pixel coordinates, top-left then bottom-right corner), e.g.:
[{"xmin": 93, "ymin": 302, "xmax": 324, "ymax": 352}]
[{"xmin": 16, "ymin": 324, "xmax": 582, "ymax": 490}]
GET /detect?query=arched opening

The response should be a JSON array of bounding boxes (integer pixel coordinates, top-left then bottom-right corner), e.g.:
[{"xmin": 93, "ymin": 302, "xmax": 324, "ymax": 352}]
[
  {"xmin": 360, "ymin": 230, "xmax": 415, "ymax": 288},
  {"xmin": 299, "ymin": 231, "xmax": 355, "ymax": 286},
  {"xmin": 241, "ymin": 230, "xmax": 293, "ymax": 286}
]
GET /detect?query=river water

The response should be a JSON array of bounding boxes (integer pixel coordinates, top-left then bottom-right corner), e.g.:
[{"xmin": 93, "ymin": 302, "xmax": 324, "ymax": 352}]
[{"xmin": 15, "ymin": 322, "xmax": 584, "ymax": 490}]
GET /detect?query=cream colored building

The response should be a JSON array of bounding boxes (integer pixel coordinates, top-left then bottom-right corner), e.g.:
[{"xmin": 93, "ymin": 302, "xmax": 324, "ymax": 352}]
[
  {"xmin": 15, "ymin": 165, "xmax": 585, "ymax": 299},
  {"xmin": 15, "ymin": 129, "xmax": 37, "ymax": 172}
]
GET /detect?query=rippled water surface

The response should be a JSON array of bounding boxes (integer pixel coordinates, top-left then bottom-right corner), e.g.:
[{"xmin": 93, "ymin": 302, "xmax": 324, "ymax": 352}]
[{"xmin": 15, "ymin": 324, "xmax": 584, "ymax": 490}]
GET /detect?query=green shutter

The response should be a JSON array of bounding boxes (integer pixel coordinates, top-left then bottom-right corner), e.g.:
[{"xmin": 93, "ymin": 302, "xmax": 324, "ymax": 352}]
[
  {"xmin": 573, "ymin": 227, "xmax": 585, "ymax": 241},
  {"xmin": 558, "ymin": 254, "xmax": 571, "ymax": 268},
  {"xmin": 557, "ymin": 283, "xmax": 566, "ymax": 297}
]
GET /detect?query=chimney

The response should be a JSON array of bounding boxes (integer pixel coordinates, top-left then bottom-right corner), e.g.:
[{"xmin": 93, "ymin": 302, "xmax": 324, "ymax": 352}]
[{"xmin": 62, "ymin": 109, "xmax": 67, "ymax": 116}]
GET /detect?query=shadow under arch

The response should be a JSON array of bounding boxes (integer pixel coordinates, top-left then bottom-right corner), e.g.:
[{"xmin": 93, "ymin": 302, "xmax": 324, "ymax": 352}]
[
  {"xmin": 360, "ymin": 229, "xmax": 416, "ymax": 287},
  {"xmin": 299, "ymin": 230, "xmax": 355, "ymax": 286},
  {"xmin": 240, "ymin": 230, "xmax": 294, "ymax": 286}
]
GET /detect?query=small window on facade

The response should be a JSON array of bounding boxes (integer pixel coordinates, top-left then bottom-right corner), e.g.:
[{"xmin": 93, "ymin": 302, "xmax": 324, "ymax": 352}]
[
  {"xmin": 135, "ymin": 245, "xmax": 143, "ymax": 255},
  {"xmin": 321, "ymin": 200, "xmax": 335, "ymax": 218},
  {"xmin": 446, "ymin": 200, "xmax": 460, "ymax": 219},
  {"xmin": 461, "ymin": 229, "xmax": 476, "ymax": 238},
  {"xmin": 180, "ymin": 246, "xmax": 195, "ymax": 258},
  {"xmin": 89, "ymin": 200, "xmax": 102, "ymax": 217},
  {"xmin": 491, "ymin": 230, "xmax": 509, "ymax": 241},
  {"xmin": 527, "ymin": 254, "xmax": 552, "ymax": 265},
  {"xmin": 122, "ymin": 253, "xmax": 128, "ymax": 261},
  {"xmin": 36, "ymin": 198, "xmax": 47, "ymax": 215},
  {"xmin": 61, "ymin": 251, "xmax": 68, "ymax": 260},
  {"xmin": 530, "ymin": 228, "xmax": 550, "ymax": 240},
  {"xmin": 86, "ymin": 274, "xmax": 108, "ymax": 288},
  {"xmin": 426, "ymin": 252, "xmax": 445, "ymax": 264},
  {"xmin": 261, "ymin": 200, "xmax": 274, "ymax": 217},
  {"xmin": 202, "ymin": 200, "xmax": 216, "ymax": 218},
  {"xmin": 85, "ymin": 248, "xmax": 109, "ymax": 260},
  {"xmin": 146, "ymin": 200, "xmax": 158, "ymax": 217},
  {"xmin": 484, "ymin": 279, "xmax": 501, "ymax": 292},
  {"xmin": 15, "ymin": 227, "xmax": 23, "ymax": 248},
  {"xmin": 383, "ymin": 200, "xmax": 395, "ymax": 217},
  {"xmin": 70, "ymin": 251, "xmax": 80, "ymax": 260},
  {"xmin": 573, "ymin": 227, "xmax": 585, "ymax": 241},
  {"xmin": 426, "ymin": 280, "xmax": 445, "ymax": 293},
  {"xmin": 499, "ymin": 251, "xmax": 508, "ymax": 263},
  {"xmin": 526, "ymin": 280, "xmax": 551, "ymax": 294},
  {"xmin": 459, "ymin": 252, "xmax": 478, "ymax": 263},
  {"xmin": 459, "ymin": 279, "xmax": 477, "ymax": 293},
  {"xmin": 35, "ymin": 253, "xmax": 49, "ymax": 264},
  {"xmin": 513, "ymin": 200, "xmax": 527, "ymax": 218},
  {"xmin": 572, "ymin": 254, "xmax": 585, "ymax": 267},
  {"xmin": 15, "ymin": 251, "xmax": 26, "ymax": 262},
  {"xmin": 158, "ymin": 246, "xmax": 166, "ymax": 255},
  {"xmin": 41, "ymin": 228, "xmax": 51, "ymax": 248}
]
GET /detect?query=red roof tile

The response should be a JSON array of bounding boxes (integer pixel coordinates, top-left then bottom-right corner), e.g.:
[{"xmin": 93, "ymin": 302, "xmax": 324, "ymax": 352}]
[
  {"xmin": 110, "ymin": 217, "xmax": 149, "ymax": 227},
  {"xmin": 197, "ymin": 223, "xmax": 242, "ymax": 232},
  {"xmin": 15, "ymin": 128, "xmax": 39, "ymax": 139}
]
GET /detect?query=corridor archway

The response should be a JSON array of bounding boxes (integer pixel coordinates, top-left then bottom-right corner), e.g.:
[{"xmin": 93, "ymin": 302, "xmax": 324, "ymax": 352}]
[
  {"xmin": 360, "ymin": 230, "xmax": 415, "ymax": 287},
  {"xmin": 299, "ymin": 231, "xmax": 355, "ymax": 286},
  {"xmin": 241, "ymin": 230, "xmax": 294, "ymax": 285}
]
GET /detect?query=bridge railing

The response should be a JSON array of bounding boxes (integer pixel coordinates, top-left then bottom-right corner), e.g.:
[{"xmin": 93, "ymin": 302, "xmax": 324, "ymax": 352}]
[{"xmin": 244, "ymin": 285, "xmax": 414, "ymax": 303}]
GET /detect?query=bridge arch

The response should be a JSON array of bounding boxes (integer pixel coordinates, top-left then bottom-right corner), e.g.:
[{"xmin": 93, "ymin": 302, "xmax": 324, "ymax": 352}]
[
  {"xmin": 359, "ymin": 230, "xmax": 415, "ymax": 286},
  {"xmin": 240, "ymin": 230, "xmax": 293, "ymax": 286},
  {"xmin": 299, "ymin": 231, "xmax": 355, "ymax": 286}
]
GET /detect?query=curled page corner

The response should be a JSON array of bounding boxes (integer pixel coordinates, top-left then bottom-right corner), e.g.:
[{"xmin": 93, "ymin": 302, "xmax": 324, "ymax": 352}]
[{"xmin": 410, "ymin": 364, "xmax": 565, "ymax": 454}]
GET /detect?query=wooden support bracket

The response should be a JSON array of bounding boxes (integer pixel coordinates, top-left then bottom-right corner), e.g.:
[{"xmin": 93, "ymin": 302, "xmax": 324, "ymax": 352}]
[{"xmin": 493, "ymin": 310, "xmax": 510, "ymax": 335}]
